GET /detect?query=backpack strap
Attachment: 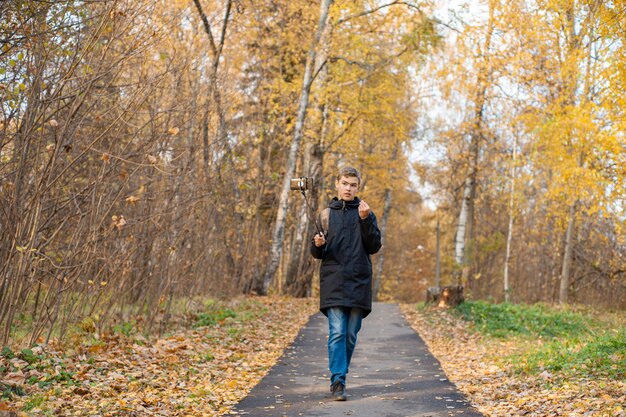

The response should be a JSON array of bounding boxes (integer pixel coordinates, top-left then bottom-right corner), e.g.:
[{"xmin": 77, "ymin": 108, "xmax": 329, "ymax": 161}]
[{"xmin": 319, "ymin": 208, "xmax": 330, "ymax": 236}]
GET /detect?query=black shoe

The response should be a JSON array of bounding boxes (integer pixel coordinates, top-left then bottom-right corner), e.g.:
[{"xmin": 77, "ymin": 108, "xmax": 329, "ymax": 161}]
[{"xmin": 330, "ymin": 381, "xmax": 346, "ymax": 401}]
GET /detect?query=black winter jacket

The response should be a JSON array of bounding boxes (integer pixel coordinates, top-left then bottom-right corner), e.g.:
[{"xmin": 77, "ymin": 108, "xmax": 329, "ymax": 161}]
[{"xmin": 310, "ymin": 197, "xmax": 382, "ymax": 318}]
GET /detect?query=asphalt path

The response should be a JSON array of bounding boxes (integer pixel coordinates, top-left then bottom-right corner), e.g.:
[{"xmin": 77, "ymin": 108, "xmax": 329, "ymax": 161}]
[{"xmin": 230, "ymin": 303, "xmax": 483, "ymax": 417}]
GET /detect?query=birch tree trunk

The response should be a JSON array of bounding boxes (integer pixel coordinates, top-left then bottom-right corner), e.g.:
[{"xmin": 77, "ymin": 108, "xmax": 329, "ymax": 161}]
[
  {"xmin": 284, "ymin": 7, "xmax": 332, "ymax": 297},
  {"xmin": 504, "ymin": 135, "xmax": 517, "ymax": 302},
  {"xmin": 299, "ymin": 142, "xmax": 324, "ymax": 295},
  {"xmin": 454, "ymin": 176, "xmax": 472, "ymax": 283},
  {"xmin": 285, "ymin": 143, "xmax": 314, "ymax": 294},
  {"xmin": 284, "ymin": 142, "xmax": 324, "ymax": 296},
  {"xmin": 261, "ymin": 0, "xmax": 333, "ymax": 295},
  {"xmin": 453, "ymin": 0, "xmax": 495, "ymax": 285},
  {"xmin": 462, "ymin": 164, "xmax": 477, "ymax": 283},
  {"xmin": 435, "ymin": 217, "xmax": 441, "ymax": 288}
]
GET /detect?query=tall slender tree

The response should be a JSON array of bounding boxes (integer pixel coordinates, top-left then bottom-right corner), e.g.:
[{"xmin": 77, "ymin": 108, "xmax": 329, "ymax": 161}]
[{"xmin": 261, "ymin": 0, "xmax": 333, "ymax": 295}]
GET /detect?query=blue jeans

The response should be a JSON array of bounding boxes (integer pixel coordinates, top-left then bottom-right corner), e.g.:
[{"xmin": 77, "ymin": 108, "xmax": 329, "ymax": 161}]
[{"xmin": 327, "ymin": 307, "xmax": 363, "ymax": 386}]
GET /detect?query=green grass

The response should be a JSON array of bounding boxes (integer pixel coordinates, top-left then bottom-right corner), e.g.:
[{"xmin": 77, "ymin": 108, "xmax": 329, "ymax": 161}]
[
  {"xmin": 23, "ymin": 393, "xmax": 46, "ymax": 411},
  {"xmin": 1, "ymin": 346, "xmax": 14, "ymax": 359},
  {"xmin": 194, "ymin": 298, "xmax": 267, "ymax": 328},
  {"xmin": 6, "ymin": 294, "xmax": 271, "ymax": 349},
  {"xmin": 112, "ymin": 320, "xmax": 137, "ymax": 337},
  {"xmin": 195, "ymin": 307, "xmax": 237, "ymax": 327},
  {"xmin": 453, "ymin": 301, "xmax": 625, "ymax": 380},
  {"xmin": 514, "ymin": 327, "xmax": 626, "ymax": 379},
  {"xmin": 454, "ymin": 301, "xmax": 593, "ymax": 339},
  {"xmin": 1, "ymin": 382, "xmax": 24, "ymax": 400},
  {"xmin": 20, "ymin": 348, "xmax": 45, "ymax": 365}
]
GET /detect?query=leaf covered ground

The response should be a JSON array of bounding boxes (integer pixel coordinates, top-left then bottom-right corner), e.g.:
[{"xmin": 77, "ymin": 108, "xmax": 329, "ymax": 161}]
[
  {"xmin": 1, "ymin": 296, "xmax": 317, "ymax": 416},
  {"xmin": 401, "ymin": 302, "xmax": 625, "ymax": 417}
]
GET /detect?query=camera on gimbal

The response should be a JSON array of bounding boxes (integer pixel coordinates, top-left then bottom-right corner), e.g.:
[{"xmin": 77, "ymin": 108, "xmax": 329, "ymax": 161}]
[
  {"xmin": 289, "ymin": 177, "xmax": 314, "ymax": 192},
  {"xmin": 289, "ymin": 176, "xmax": 323, "ymax": 235}
]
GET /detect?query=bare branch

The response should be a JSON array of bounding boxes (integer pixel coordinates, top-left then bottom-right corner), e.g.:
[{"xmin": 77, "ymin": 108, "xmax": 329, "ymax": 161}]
[
  {"xmin": 216, "ymin": 0, "xmax": 233, "ymax": 66},
  {"xmin": 430, "ymin": 16, "xmax": 462, "ymax": 34},
  {"xmin": 335, "ymin": 1, "xmax": 421, "ymax": 25},
  {"xmin": 334, "ymin": 1, "xmax": 460, "ymax": 35},
  {"xmin": 192, "ymin": 0, "xmax": 218, "ymax": 59},
  {"xmin": 329, "ymin": 56, "xmax": 375, "ymax": 70}
]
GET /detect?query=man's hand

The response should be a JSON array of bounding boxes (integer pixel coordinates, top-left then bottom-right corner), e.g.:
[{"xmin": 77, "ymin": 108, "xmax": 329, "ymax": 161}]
[
  {"xmin": 313, "ymin": 232, "xmax": 326, "ymax": 247},
  {"xmin": 358, "ymin": 200, "xmax": 371, "ymax": 219}
]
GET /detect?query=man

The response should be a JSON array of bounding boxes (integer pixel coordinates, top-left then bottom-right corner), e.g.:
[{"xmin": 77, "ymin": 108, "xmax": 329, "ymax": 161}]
[{"xmin": 310, "ymin": 166, "xmax": 382, "ymax": 401}]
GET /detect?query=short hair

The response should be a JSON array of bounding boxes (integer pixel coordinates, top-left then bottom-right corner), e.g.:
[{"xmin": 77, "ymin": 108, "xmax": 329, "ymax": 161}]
[{"xmin": 336, "ymin": 166, "xmax": 361, "ymax": 184}]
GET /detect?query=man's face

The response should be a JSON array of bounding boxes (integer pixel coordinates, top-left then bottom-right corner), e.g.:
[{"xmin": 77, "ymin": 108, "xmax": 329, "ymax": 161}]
[{"xmin": 335, "ymin": 175, "xmax": 359, "ymax": 201}]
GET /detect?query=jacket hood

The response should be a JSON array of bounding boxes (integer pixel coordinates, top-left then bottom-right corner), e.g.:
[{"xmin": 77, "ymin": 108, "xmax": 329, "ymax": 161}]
[{"xmin": 329, "ymin": 196, "xmax": 361, "ymax": 210}]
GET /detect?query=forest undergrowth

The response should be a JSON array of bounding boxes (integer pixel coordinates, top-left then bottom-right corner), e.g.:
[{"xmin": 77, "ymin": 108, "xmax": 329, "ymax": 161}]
[
  {"xmin": 2, "ymin": 296, "xmax": 624, "ymax": 416},
  {"xmin": 0, "ymin": 296, "xmax": 317, "ymax": 416},
  {"xmin": 402, "ymin": 301, "xmax": 626, "ymax": 417}
]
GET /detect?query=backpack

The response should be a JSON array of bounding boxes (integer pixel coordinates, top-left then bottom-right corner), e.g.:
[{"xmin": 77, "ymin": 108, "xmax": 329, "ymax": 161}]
[{"xmin": 319, "ymin": 208, "xmax": 330, "ymax": 236}]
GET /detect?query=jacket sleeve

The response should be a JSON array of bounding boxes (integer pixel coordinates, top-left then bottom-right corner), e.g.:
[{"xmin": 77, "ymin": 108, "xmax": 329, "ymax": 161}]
[
  {"xmin": 359, "ymin": 212, "xmax": 382, "ymax": 255},
  {"xmin": 310, "ymin": 237, "xmax": 325, "ymax": 259}
]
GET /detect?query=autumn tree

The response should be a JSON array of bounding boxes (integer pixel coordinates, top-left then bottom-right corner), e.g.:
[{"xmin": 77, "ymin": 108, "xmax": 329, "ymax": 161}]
[{"xmin": 414, "ymin": 0, "xmax": 626, "ymax": 307}]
